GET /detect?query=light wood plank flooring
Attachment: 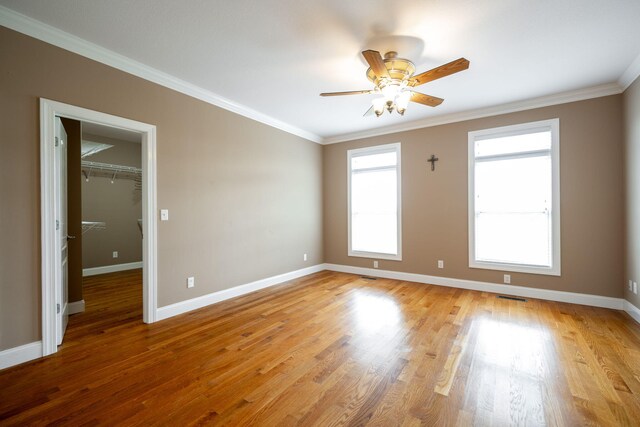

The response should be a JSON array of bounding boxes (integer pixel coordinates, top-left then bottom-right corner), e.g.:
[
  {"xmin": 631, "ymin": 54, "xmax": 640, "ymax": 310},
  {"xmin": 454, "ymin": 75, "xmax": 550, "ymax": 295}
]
[{"xmin": 1, "ymin": 270, "xmax": 639, "ymax": 425}]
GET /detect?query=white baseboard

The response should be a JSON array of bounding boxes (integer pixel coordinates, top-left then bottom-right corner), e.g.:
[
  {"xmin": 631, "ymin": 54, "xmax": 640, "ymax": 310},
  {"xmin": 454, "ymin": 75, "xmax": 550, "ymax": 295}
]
[
  {"xmin": 324, "ymin": 264, "xmax": 625, "ymax": 310},
  {"xmin": 83, "ymin": 261, "xmax": 142, "ymax": 277},
  {"xmin": 0, "ymin": 341, "xmax": 43, "ymax": 371},
  {"xmin": 156, "ymin": 264, "xmax": 326, "ymax": 321},
  {"xmin": 68, "ymin": 300, "xmax": 85, "ymax": 314},
  {"xmin": 624, "ymin": 300, "xmax": 640, "ymax": 324}
]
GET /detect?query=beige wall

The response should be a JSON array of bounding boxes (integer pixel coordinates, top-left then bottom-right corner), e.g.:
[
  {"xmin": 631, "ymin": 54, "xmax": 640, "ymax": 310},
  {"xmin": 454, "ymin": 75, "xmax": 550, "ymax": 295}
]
[
  {"xmin": 81, "ymin": 135, "xmax": 142, "ymax": 269},
  {"xmin": 324, "ymin": 95, "xmax": 624, "ymax": 298},
  {"xmin": 0, "ymin": 27, "xmax": 323, "ymax": 350},
  {"xmin": 624, "ymin": 77, "xmax": 640, "ymax": 309},
  {"xmin": 0, "ymin": 24, "xmax": 632, "ymax": 352}
]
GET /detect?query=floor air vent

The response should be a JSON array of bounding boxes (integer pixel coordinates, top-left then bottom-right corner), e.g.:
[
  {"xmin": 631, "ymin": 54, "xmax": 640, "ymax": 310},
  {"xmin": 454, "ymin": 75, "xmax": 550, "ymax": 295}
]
[
  {"xmin": 361, "ymin": 276, "xmax": 378, "ymax": 280},
  {"xmin": 497, "ymin": 295, "xmax": 527, "ymax": 302}
]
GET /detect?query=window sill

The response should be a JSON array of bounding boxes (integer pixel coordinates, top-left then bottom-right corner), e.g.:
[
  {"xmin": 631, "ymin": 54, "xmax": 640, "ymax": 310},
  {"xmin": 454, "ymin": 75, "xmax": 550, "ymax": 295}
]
[
  {"xmin": 469, "ymin": 260, "xmax": 560, "ymax": 276},
  {"xmin": 349, "ymin": 251, "xmax": 402, "ymax": 261}
]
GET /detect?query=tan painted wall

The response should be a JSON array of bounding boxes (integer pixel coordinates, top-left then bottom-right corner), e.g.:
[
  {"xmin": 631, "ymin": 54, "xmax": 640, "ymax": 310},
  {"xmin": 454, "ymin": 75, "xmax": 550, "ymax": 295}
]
[
  {"xmin": 0, "ymin": 24, "xmax": 630, "ymax": 351},
  {"xmin": 81, "ymin": 135, "xmax": 142, "ymax": 269},
  {"xmin": 324, "ymin": 96, "xmax": 624, "ymax": 298},
  {"xmin": 0, "ymin": 27, "xmax": 323, "ymax": 350},
  {"xmin": 624, "ymin": 77, "xmax": 640, "ymax": 309}
]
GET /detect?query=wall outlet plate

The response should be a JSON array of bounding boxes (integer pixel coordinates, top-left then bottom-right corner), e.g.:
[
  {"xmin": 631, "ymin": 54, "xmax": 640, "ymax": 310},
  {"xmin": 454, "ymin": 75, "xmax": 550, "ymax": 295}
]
[
  {"xmin": 112, "ymin": 251, "xmax": 118, "ymax": 258},
  {"xmin": 160, "ymin": 209, "xmax": 169, "ymax": 221},
  {"xmin": 504, "ymin": 274, "xmax": 511, "ymax": 284},
  {"xmin": 187, "ymin": 277, "xmax": 195, "ymax": 288},
  {"xmin": 634, "ymin": 282, "xmax": 638, "ymax": 295},
  {"xmin": 373, "ymin": 261, "xmax": 379, "ymax": 269},
  {"xmin": 303, "ymin": 253, "xmax": 308, "ymax": 261},
  {"xmin": 437, "ymin": 260, "xmax": 444, "ymax": 269}
]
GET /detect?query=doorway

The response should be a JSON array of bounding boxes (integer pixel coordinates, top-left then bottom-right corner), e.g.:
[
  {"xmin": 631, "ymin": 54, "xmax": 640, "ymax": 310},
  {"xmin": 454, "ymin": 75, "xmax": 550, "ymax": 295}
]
[{"xmin": 40, "ymin": 99, "xmax": 158, "ymax": 357}]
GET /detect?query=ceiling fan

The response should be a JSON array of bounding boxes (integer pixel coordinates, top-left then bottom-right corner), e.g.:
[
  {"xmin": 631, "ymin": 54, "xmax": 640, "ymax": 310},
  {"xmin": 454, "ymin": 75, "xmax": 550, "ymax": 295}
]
[{"xmin": 320, "ymin": 50, "xmax": 470, "ymax": 117}]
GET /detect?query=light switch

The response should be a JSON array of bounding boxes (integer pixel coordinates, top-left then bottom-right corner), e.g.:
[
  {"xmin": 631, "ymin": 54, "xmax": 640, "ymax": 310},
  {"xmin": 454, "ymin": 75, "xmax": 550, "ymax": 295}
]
[{"xmin": 160, "ymin": 209, "xmax": 169, "ymax": 221}]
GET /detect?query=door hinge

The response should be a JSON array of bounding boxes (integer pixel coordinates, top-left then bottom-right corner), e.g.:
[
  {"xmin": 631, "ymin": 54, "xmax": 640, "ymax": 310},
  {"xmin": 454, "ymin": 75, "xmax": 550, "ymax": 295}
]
[
  {"xmin": 55, "ymin": 136, "xmax": 59, "ymax": 147},
  {"xmin": 57, "ymin": 303, "xmax": 60, "ymax": 314},
  {"xmin": 56, "ymin": 220, "xmax": 59, "ymax": 230}
]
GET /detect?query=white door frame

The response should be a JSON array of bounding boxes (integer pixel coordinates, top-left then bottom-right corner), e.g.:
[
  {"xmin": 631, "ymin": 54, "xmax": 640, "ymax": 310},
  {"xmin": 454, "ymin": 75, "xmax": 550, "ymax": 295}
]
[{"xmin": 40, "ymin": 98, "xmax": 158, "ymax": 356}]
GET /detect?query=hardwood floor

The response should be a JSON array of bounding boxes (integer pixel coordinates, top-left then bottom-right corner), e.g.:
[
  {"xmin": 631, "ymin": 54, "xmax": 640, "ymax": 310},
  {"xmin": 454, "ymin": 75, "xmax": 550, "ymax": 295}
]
[{"xmin": 1, "ymin": 270, "xmax": 640, "ymax": 426}]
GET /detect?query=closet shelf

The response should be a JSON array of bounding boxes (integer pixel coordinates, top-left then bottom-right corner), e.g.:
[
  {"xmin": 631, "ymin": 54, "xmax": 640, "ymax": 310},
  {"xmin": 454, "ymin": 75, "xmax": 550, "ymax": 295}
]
[
  {"xmin": 81, "ymin": 160, "xmax": 141, "ymax": 181},
  {"xmin": 82, "ymin": 221, "xmax": 106, "ymax": 234}
]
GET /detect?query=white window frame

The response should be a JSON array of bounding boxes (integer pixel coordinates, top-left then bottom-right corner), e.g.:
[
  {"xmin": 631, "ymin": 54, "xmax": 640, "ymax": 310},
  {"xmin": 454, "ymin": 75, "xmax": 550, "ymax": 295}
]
[
  {"xmin": 468, "ymin": 118, "xmax": 561, "ymax": 276},
  {"xmin": 348, "ymin": 143, "xmax": 402, "ymax": 261}
]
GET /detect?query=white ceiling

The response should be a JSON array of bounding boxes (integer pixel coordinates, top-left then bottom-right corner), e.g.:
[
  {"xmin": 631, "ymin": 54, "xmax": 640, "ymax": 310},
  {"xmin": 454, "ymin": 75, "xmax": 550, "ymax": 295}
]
[
  {"xmin": 2, "ymin": 0, "xmax": 640, "ymax": 143},
  {"xmin": 82, "ymin": 121, "xmax": 141, "ymax": 143}
]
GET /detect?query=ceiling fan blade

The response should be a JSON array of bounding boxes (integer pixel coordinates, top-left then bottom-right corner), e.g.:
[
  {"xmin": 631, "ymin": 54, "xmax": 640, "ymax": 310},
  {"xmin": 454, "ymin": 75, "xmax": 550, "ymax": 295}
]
[
  {"xmin": 362, "ymin": 50, "xmax": 390, "ymax": 80},
  {"xmin": 410, "ymin": 92, "xmax": 444, "ymax": 107},
  {"xmin": 320, "ymin": 90, "xmax": 373, "ymax": 96},
  {"xmin": 410, "ymin": 58, "xmax": 470, "ymax": 87}
]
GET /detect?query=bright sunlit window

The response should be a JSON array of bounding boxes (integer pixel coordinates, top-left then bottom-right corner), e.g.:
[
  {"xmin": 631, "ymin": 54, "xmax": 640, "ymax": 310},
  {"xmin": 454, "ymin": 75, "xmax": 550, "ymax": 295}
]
[
  {"xmin": 468, "ymin": 119, "xmax": 560, "ymax": 275},
  {"xmin": 348, "ymin": 143, "xmax": 401, "ymax": 260}
]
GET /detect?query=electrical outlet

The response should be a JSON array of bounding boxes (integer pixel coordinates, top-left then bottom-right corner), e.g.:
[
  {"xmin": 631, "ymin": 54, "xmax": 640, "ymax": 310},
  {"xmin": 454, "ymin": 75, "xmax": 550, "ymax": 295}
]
[
  {"xmin": 112, "ymin": 251, "xmax": 118, "ymax": 259},
  {"xmin": 187, "ymin": 277, "xmax": 195, "ymax": 288},
  {"xmin": 303, "ymin": 253, "xmax": 308, "ymax": 261},
  {"xmin": 634, "ymin": 282, "xmax": 638, "ymax": 295},
  {"xmin": 630, "ymin": 280, "xmax": 634, "ymax": 291},
  {"xmin": 504, "ymin": 274, "xmax": 511, "ymax": 284},
  {"xmin": 373, "ymin": 260, "xmax": 379, "ymax": 269},
  {"xmin": 160, "ymin": 209, "xmax": 169, "ymax": 221},
  {"xmin": 437, "ymin": 260, "xmax": 444, "ymax": 269}
]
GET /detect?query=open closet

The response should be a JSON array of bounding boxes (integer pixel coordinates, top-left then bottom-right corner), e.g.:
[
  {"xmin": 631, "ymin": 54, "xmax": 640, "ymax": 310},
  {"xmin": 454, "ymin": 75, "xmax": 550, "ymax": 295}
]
[
  {"xmin": 80, "ymin": 127, "xmax": 143, "ymax": 275},
  {"xmin": 61, "ymin": 117, "xmax": 144, "ymax": 327}
]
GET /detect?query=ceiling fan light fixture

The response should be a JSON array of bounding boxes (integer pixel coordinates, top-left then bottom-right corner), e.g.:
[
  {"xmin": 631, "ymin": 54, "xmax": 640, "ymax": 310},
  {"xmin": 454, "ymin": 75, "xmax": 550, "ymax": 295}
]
[
  {"xmin": 381, "ymin": 83, "xmax": 400, "ymax": 103},
  {"xmin": 396, "ymin": 90, "xmax": 411, "ymax": 115},
  {"xmin": 372, "ymin": 98, "xmax": 386, "ymax": 117},
  {"xmin": 386, "ymin": 102, "xmax": 395, "ymax": 114}
]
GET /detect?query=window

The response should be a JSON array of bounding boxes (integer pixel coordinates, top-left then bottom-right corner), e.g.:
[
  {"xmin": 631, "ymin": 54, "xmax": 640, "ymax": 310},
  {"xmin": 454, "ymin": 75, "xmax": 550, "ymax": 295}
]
[
  {"xmin": 468, "ymin": 119, "xmax": 560, "ymax": 275},
  {"xmin": 348, "ymin": 143, "xmax": 401, "ymax": 260}
]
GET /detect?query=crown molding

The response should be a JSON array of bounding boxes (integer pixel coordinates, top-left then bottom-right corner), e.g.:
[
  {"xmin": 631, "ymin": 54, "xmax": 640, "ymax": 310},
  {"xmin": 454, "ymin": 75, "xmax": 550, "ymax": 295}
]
[
  {"xmin": 321, "ymin": 82, "xmax": 623, "ymax": 144},
  {"xmin": 0, "ymin": 5, "xmax": 322, "ymax": 144},
  {"xmin": 619, "ymin": 52, "xmax": 640, "ymax": 90}
]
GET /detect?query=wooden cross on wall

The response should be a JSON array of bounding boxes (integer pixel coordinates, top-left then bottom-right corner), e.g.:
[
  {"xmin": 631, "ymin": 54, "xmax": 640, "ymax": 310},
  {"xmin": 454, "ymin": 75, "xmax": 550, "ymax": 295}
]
[{"xmin": 427, "ymin": 154, "xmax": 439, "ymax": 171}]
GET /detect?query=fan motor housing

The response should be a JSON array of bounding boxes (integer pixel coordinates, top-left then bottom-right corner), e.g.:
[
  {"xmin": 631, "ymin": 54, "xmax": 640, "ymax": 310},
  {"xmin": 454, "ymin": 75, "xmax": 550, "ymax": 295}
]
[{"xmin": 366, "ymin": 51, "xmax": 416, "ymax": 85}]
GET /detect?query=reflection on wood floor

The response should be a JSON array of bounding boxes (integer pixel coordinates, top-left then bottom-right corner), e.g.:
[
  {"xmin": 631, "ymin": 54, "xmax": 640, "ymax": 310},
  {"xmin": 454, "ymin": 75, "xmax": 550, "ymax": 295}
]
[{"xmin": 1, "ymin": 269, "xmax": 639, "ymax": 425}]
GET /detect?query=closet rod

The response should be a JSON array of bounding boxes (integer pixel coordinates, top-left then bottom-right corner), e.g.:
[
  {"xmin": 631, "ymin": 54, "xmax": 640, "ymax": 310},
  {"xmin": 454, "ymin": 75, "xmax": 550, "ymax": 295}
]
[
  {"xmin": 81, "ymin": 160, "xmax": 141, "ymax": 174},
  {"xmin": 82, "ymin": 221, "xmax": 106, "ymax": 234}
]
